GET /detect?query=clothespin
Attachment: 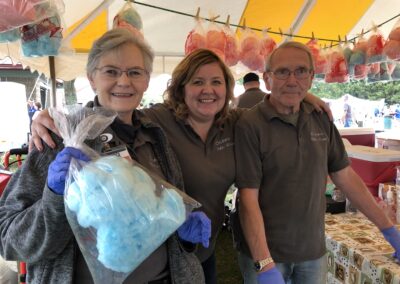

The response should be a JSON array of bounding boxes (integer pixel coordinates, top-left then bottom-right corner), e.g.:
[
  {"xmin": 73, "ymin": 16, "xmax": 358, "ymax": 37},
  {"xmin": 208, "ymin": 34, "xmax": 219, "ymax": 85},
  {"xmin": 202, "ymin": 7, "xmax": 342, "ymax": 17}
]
[
  {"xmin": 262, "ymin": 27, "xmax": 271, "ymax": 36},
  {"xmin": 279, "ymin": 28, "xmax": 283, "ymax": 37},
  {"xmin": 242, "ymin": 18, "xmax": 247, "ymax": 29},
  {"xmin": 311, "ymin": 31, "xmax": 315, "ymax": 40},
  {"xmin": 225, "ymin": 15, "xmax": 230, "ymax": 26},
  {"xmin": 195, "ymin": 7, "xmax": 201, "ymax": 20}
]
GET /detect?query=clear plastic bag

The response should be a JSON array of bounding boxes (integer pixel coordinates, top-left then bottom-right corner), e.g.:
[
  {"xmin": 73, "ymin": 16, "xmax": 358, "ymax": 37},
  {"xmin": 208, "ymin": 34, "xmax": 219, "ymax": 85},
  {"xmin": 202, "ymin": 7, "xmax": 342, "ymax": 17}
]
[
  {"xmin": 185, "ymin": 18, "xmax": 207, "ymax": 55},
  {"xmin": 0, "ymin": 28, "xmax": 20, "ymax": 43},
  {"xmin": 50, "ymin": 105, "xmax": 201, "ymax": 283},
  {"xmin": 305, "ymin": 38, "xmax": 327, "ymax": 75},
  {"xmin": 205, "ymin": 21, "xmax": 226, "ymax": 61},
  {"xmin": 0, "ymin": 0, "xmax": 63, "ymax": 33},
  {"xmin": 112, "ymin": 1, "xmax": 143, "ymax": 39},
  {"xmin": 20, "ymin": 14, "xmax": 63, "ymax": 57},
  {"xmin": 324, "ymin": 46, "xmax": 349, "ymax": 83},
  {"xmin": 223, "ymin": 23, "xmax": 239, "ymax": 67},
  {"xmin": 239, "ymin": 27, "xmax": 264, "ymax": 72}
]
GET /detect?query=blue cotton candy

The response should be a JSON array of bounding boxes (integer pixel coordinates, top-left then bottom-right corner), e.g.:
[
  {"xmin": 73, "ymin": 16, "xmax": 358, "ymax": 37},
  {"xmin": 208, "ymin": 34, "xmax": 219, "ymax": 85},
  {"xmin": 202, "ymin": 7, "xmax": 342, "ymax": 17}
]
[
  {"xmin": 21, "ymin": 33, "xmax": 61, "ymax": 57},
  {"xmin": 0, "ymin": 29, "xmax": 20, "ymax": 43},
  {"xmin": 349, "ymin": 51, "xmax": 365, "ymax": 65},
  {"xmin": 65, "ymin": 156, "xmax": 186, "ymax": 273}
]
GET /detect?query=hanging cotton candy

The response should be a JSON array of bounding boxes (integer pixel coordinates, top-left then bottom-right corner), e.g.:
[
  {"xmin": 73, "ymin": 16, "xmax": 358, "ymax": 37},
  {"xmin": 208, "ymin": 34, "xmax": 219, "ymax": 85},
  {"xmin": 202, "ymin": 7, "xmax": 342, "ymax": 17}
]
[
  {"xmin": 383, "ymin": 40, "xmax": 400, "ymax": 61},
  {"xmin": 117, "ymin": 7, "xmax": 142, "ymax": 30},
  {"xmin": 0, "ymin": 29, "xmax": 20, "ymax": 43},
  {"xmin": 366, "ymin": 33, "xmax": 386, "ymax": 63},
  {"xmin": 65, "ymin": 156, "xmax": 186, "ymax": 273},
  {"xmin": 392, "ymin": 64, "xmax": 400, "ymax": 80},
  {"xmin": 20, "ymin": 16, "xmax": 62, "ymax": 57},
  {"xmin": 113, "ymin": 2, "xmax": 143, "ymax": 39},
  {"xmin": 353, "ymin": 64, "xmax": 369, "ymax": 80},
  {"xmin": 389, "ymin": 27, "xmax": 400, "ymax": 41},
  {"xmin": 206, "ymin": 29, "xmax": 226, "ymax": 59}
]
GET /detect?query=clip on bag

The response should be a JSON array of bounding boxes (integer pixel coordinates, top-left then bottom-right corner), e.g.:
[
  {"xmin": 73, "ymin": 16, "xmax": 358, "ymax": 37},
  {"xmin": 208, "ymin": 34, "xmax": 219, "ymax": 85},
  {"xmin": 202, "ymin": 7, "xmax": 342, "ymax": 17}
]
[{"xmin": 50, "ymin": 105, "xmax": 201, "ymax": 284}]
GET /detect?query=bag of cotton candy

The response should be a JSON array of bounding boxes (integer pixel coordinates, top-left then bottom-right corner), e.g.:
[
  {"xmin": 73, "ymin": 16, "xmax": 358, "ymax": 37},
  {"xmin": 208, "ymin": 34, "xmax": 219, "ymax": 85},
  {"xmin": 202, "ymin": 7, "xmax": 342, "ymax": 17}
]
[{"xmin": 50, "ymin": 105, "xmax": 200, "ymax": 283}]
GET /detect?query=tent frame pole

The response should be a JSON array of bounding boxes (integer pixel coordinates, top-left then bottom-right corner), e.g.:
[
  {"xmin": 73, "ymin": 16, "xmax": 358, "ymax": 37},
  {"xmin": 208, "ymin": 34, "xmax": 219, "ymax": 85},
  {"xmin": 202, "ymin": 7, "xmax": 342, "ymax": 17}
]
[{"xmin": 49, "ymin": 56, "xmax": 57, "ymax": 107}]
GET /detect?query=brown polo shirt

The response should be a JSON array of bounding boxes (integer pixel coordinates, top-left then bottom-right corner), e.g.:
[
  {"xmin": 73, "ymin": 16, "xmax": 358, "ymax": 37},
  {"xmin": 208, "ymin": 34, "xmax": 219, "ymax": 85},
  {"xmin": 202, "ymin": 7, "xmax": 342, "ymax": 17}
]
[
  {"xmin": 144, "ymin": 104, "xmax": 241, "ymax": 262},
  {"xmin": 235, "ymin": 96, "xmax": 349, "ymax": 262}
]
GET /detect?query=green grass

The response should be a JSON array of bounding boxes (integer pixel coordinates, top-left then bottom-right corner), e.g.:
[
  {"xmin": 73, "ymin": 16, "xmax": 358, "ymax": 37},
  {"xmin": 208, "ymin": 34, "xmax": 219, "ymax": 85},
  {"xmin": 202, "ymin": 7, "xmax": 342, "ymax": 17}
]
[{"xmin": 216, "ymin": 228, "xmax": 242, "ymax": 283}]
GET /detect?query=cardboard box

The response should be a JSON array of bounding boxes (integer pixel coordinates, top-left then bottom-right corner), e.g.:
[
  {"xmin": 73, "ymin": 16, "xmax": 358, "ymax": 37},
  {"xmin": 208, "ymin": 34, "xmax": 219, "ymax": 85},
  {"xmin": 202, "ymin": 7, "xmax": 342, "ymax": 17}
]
[
  {"xmin": 338, "ymin": 127, "xmax": 375, "ymax": 147},
  {"xmin": 346, "ymin": 145, "xmax": 400, "ymax": 196}
]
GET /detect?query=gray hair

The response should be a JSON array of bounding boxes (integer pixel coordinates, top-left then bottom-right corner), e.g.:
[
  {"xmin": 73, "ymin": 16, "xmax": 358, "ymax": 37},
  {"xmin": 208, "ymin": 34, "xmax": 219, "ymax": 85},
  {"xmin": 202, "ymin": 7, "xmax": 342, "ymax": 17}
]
[
  {"xmin": 86, "ymin": 28, "xmax": 154, "ymax": 75},
  {"xmin": 265, "ymin": 41, "xmax": 314, "ymax": 72}
]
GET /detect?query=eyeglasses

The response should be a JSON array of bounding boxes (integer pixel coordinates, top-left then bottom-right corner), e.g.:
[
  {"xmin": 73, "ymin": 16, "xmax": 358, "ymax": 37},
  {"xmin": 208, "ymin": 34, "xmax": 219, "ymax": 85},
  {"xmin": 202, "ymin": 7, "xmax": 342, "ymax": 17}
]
[
  {"xmin": 95, "ymin": 66, "xmax": 149, "ymax": 81},
  {"xmin": 269, "ymin": 67, "xmax": 312, "ymax": 80}
]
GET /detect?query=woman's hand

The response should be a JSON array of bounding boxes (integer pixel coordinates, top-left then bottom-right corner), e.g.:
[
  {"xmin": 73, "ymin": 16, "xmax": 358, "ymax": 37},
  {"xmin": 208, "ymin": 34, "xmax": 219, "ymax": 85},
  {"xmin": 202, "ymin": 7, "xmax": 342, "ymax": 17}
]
[
  {"xmin": 31, "ymin": 109, "xmax": 59, "ymax": 151},
  {"xmin": 304, "ymin": 92, "xmax": 333, "ymax": 121},
  {"xmin": 48, "ymin": 147, "xmax": 91, "ymax": 195},
  {"xmin": 177, "ymin": 211, "xmax": 211, "ymax": 248}
]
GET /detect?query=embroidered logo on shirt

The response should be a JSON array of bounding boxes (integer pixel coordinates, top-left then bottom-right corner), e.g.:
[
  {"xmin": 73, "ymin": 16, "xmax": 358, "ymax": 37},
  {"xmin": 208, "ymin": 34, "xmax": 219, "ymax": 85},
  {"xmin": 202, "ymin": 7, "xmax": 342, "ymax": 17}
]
[{"xmin": 215, "ymin": 137, "xmax": 234, "ymax": 151}]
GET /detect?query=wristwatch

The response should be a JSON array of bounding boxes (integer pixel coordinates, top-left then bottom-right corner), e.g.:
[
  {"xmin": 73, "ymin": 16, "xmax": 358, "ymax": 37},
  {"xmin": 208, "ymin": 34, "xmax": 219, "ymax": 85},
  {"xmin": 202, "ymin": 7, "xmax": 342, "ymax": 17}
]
[{"xmin": 254, "ymin": 257, "xmax": 274, "ymax": 272}]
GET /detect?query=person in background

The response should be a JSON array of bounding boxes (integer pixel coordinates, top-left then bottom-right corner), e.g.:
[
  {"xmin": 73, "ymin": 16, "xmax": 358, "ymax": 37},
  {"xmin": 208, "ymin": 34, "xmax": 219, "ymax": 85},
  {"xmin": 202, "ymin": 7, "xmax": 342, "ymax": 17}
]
[
  {"xmin": 0, "ymin": 28, "xmax": 210, "ymax": 284},
  {"xmin": 32, "ymin": 101, "xmax": 42, "ymax": 121},
  {"xmin": 234, "ymin": 41, "xmax": 400, "ymax": 284},
  {"xmin": 30, "ymin": 48, "xmax": 331, "ymax": 284},
  {"xmin": 235, "ymin": 72, "xmax": 267, "ymax": 109},
  {"xmin": 342, "ymin": 94, "xmax": 354, "ymax": 127},
  {"xmin": 27, "ymin": 100, "xmax": 36, "ymax": 131},
  {"xmin": 394, "ymin": 104, "xmax": 400, "ymax": 120}
]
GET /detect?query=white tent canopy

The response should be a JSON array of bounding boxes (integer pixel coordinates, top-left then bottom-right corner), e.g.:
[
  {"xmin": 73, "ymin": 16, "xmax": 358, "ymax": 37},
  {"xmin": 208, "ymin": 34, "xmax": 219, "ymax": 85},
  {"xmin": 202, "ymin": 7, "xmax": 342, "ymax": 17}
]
[{"xmin": 0, "ymin": 0, "xmax": 399, "ymax": 81}]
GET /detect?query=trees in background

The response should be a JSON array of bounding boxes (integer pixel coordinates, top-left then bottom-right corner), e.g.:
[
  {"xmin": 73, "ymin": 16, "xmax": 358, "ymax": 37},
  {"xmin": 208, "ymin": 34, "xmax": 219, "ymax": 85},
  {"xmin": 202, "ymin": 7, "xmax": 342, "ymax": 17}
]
[{"xmin": 310, "ymin": 81, "xmax": 400, "ymax": 106}]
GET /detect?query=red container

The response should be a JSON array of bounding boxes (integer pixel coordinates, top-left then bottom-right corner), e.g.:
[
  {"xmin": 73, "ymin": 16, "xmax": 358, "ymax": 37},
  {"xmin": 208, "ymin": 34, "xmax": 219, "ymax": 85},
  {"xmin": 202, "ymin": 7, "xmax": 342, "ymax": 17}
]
[
  {"xmin": 338, "ymin": 127, "xmax": 375, "ymax": 147},
  {"xmin": 346, "ymin": 145, "xmax": 400, "ymax": 196},
  {"xmin": 0, "ymin": 170, "xmax": 12, "ymax": 196}
]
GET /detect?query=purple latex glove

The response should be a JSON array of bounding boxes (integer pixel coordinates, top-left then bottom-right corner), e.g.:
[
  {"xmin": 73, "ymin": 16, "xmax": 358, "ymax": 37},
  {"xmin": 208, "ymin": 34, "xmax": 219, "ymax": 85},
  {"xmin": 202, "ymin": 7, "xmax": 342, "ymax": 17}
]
[
  {"xmin": 177, "ymin": 211, "xmax": 211, "ymax": 248},
  {"xmin": 257, "ymin": 267, "xmax": 285, "ymax": 284},
  {"xmin": 381, "ymin": 226, "xmax": 400, "ymax": 260},
  {"xmin": 48, "ymin": 147, "xmax": 90, "ymax": 195}
]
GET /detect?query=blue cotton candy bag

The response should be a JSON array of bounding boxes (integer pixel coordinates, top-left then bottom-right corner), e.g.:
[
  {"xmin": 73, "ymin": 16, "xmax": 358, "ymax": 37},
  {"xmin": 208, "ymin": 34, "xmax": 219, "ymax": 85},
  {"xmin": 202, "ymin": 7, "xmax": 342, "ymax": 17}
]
[{"xmin": 50, "ymin": 105, "xmax": 200, "ymax": 284}]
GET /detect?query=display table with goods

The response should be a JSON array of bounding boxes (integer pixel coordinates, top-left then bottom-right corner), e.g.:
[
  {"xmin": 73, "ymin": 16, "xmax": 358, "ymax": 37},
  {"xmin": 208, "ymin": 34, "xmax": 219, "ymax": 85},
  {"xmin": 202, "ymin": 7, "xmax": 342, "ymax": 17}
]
[{"xmin": 326, "ymin": 213, "xmax": 400, "ymax": 284}]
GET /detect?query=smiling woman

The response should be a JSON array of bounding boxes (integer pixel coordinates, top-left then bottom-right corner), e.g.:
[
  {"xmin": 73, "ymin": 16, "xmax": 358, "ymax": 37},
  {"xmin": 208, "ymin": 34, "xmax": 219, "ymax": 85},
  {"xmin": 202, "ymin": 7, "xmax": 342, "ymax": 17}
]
[
  {"xmin": 0, "ymin": 28, "xmax": 208, "ymax": 284},
  {"xmin": 87, "ymin": 43, "xmax": 150, "ymax": 123}
]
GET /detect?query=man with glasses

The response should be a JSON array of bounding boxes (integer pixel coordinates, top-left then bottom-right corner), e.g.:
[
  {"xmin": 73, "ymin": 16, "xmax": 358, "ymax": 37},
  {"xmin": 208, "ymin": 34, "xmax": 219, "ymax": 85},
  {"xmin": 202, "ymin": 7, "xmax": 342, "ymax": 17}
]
[{"xmin": 233, "ymin": 41, "xmax": 400, "ymax": 284}]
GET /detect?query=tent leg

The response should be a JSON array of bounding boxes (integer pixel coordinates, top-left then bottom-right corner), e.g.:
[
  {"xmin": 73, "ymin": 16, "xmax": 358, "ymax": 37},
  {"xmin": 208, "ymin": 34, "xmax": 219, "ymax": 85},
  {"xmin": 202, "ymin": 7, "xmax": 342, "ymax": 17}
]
[{"xmin": 49, "ymin": 56, "xmax": 56, "ymax": 107}]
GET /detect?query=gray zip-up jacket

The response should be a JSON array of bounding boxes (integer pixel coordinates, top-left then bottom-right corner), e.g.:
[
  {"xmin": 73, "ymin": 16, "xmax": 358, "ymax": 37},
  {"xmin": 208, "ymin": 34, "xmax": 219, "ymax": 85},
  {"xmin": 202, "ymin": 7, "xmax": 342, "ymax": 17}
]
[{"xmin": 0, "ymin": 107, "xmax": 204, "ymax": 284}]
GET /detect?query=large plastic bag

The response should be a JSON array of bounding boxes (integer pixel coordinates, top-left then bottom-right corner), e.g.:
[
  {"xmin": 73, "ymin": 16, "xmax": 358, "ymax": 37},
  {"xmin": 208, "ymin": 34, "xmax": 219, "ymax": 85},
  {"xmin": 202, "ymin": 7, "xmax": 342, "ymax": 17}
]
[
  {"xmin": 223, "ymin": 23, "xmax": 239, "ymax": 67},
  {"xmin": 185, "ymin": 18, "xmax": 207, "ymax": 55},
  {"xmin": 20, "ymin": 14, "xmax": 63, "ymax": 57},
  {"xmin": 383, "ymin": 19, "xmax": 400, "ymax": 61},
  {"xmin": 0, "ymin": 28, "xmax": 20, "ymax": 43},
  {"xmin": 113, "ymin": 1, "xmax": 143, "ymax": 39},
  {"xmin": 206, "ymin": 21, "xmax": 226, "ymax": 61},
  {"xmin": 239, "ymin": 27, "xmax": 264, "ymax": 72},
  {"xmin": 306, "ymin": 38, "xmax": 327, "ymax": 75},
  {"xmin": 50, "ymin": 105, "xmax": 200, "ymax": 284},
  {"xmin": 366, "ymin": 28, "xmax": 387, "ymax": 63},
  {"xmin": 0, "ymin": 0, "xmax": 63, "ymax": 33},
  {"xmin": 324, "ymin": 46, "xmax": 349, "ymax": 83}
]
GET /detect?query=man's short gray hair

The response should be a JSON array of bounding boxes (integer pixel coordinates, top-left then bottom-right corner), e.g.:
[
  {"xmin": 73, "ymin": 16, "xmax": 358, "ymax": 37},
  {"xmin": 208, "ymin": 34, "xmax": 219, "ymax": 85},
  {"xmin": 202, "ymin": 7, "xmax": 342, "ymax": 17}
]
[
  {"xmin": 265, "ymin": 41, "xmax": 315, "ymax": 72},
  {"xmin": 86, "ymin": 28, "xmax": 154, "ymax": 76}
]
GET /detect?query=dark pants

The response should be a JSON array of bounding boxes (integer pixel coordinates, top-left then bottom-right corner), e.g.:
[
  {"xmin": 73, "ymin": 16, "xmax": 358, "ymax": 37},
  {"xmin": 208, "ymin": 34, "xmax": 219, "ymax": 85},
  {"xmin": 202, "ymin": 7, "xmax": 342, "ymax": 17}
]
[{"xmin": 202, "ymin": 252, "xmax": 217, "ymax": 284}]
